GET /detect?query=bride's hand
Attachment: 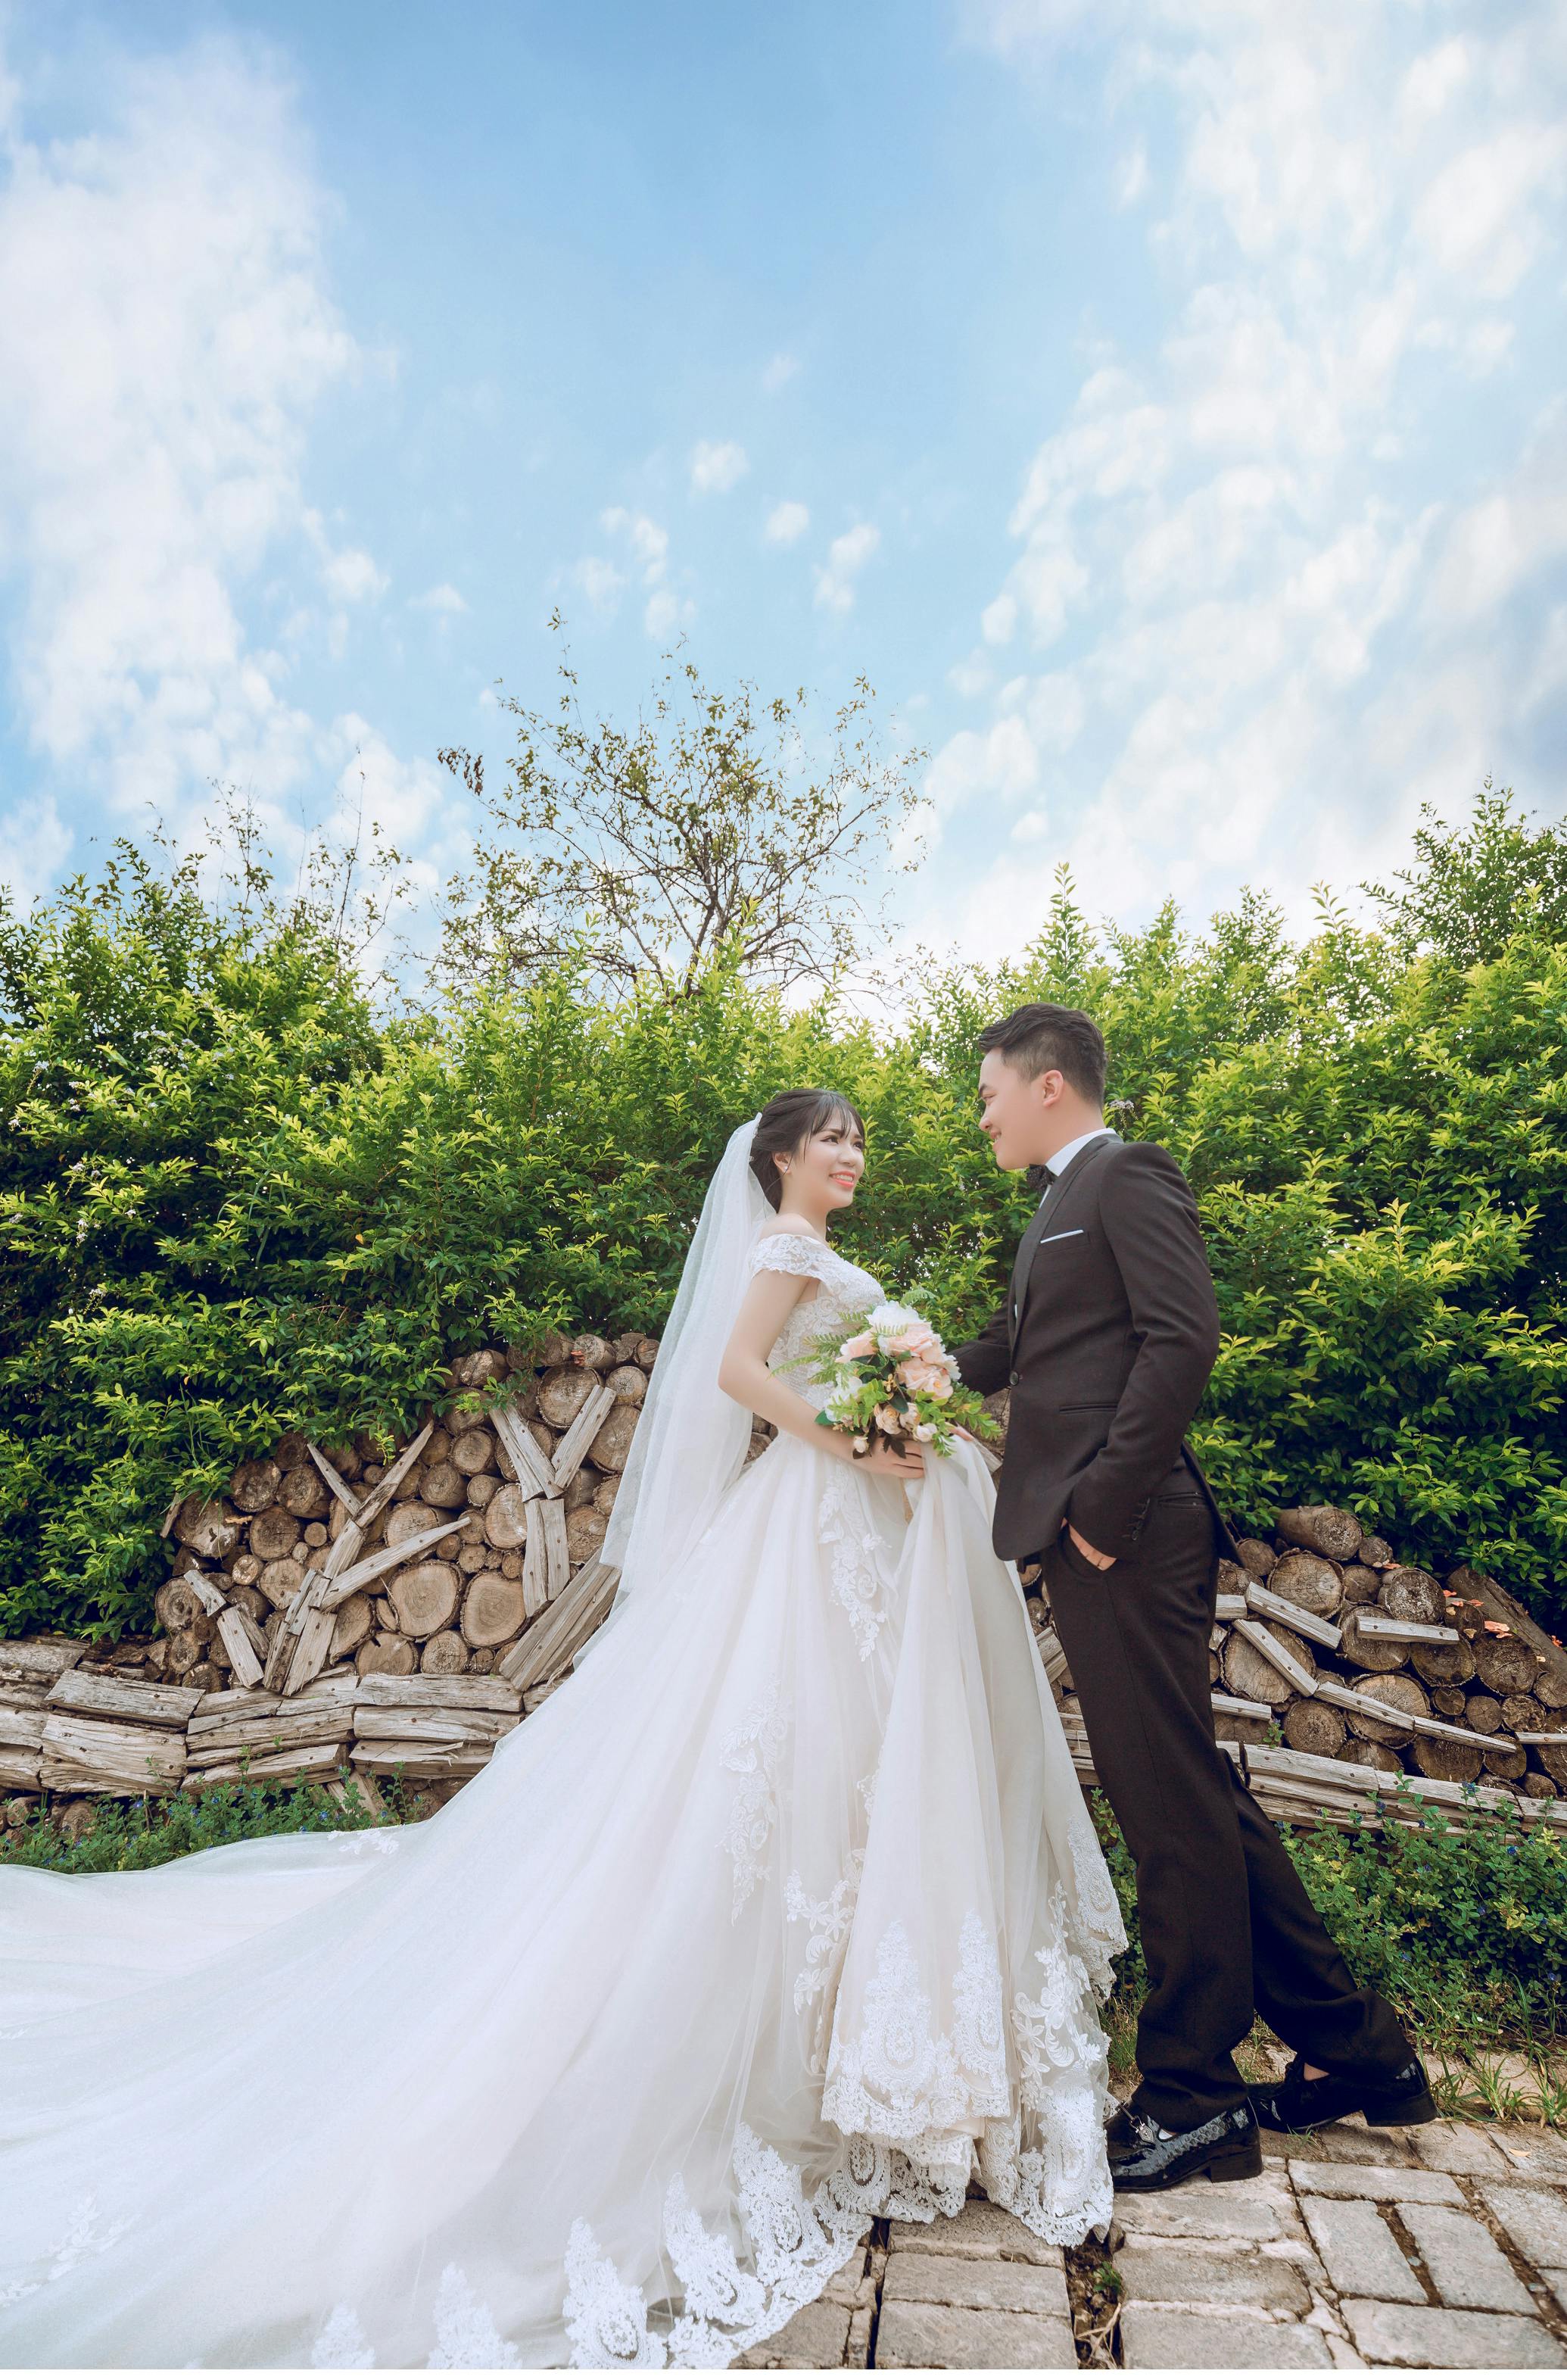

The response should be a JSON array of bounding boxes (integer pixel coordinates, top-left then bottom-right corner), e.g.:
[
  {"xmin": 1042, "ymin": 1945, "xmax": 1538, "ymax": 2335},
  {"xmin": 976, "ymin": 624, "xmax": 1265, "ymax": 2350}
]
[{"xmin": 847, "ymin": 1440, "xmax": 925, "ymax": 1479}]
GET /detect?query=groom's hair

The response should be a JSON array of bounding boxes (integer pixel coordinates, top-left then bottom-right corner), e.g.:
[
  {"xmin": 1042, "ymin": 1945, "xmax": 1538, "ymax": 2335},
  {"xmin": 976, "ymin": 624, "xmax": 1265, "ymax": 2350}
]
[{"xmin": 979, "ymin": 1003, "xmax": 1106, "ymax": 1103}]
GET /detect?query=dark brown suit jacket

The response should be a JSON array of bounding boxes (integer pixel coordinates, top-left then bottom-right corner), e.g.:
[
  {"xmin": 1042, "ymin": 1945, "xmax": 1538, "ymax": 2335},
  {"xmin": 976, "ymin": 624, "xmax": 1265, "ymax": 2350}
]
[{"xmin": 952, "ymin": 1131, "xmax": 1238, "ymax": 1564}]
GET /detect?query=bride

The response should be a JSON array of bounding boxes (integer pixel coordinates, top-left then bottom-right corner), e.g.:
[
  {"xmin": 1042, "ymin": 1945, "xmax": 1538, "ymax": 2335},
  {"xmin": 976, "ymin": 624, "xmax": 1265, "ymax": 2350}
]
[{"xmin": 0, "ymin": 1090, "xmax": 1124, "ymax": 2370}]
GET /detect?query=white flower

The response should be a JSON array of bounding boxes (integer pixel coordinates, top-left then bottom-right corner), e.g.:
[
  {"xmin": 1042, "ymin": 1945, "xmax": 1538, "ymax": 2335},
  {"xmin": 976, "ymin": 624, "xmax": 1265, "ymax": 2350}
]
[
  {"xmin": 866, "ymin": 1301, "xmax": 923, "ymax": 1337},
  {"xmin": 819, "ymin": 1374, "xmax": 862, "ymax": 1425}
]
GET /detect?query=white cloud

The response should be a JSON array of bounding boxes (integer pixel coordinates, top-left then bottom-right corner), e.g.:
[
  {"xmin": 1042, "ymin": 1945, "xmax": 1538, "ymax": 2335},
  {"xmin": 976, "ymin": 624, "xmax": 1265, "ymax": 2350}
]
[
  {"xmin": 572, "ymin": 556, "xmax": 627, "ymax": 616},
  {"xmin": 303, "ymin": 510, "xmax": 387, "ymax": 605},
  {"xmin": 0, "ymin": 31, "xmax": 446, "ymax": 881},
  {"xmin": 644, "ymin": 587, "xmax": 695, "ymax": 641},
  {"xmin": 813, "ymin": 522, "xmax": 880, "ymax": 613},
  {"xmin": 0, "ymin": 790, "xmax": 71, "ymax": 908},
  {"xmin": 413, "ymin": 582, "xmax": 469, "ymax": 613},
  {"xmin": 762, "ymin": 351, "xmax": 799, "ymax": 393},
  {"xmin": 1114, "ymin": 143, "xmax": 1148, "ymax": 207},
  {"xmin": 592, "ymin": 506, "xmax": 690, "ymax": 635},
  {"xmin": 689, "ymin": 439, "xmax": 749, "ymax": 495},
  {"xmin": 923, "ymin": 0, "xmax": 1567, "ymax": 953},
  {"xmin": 601, "ymin": 506, "xmax": 668, "ymax": 585},
  {"xmin": 765, "ymin": 499, "xmax": 810, "ymax": 546}
]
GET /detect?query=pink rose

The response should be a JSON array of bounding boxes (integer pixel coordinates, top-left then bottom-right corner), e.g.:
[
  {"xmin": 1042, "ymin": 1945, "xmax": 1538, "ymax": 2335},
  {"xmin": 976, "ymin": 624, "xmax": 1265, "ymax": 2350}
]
[
  {"xmin": 882, "ymin": 1328, "xmax": 921, "ymax": 1355},
  {"xmin": 899, "ymin": 1359, "xmax": 954, "ymax": 1399},
  {"xmin": 874, "ymin": 1405, "xmax": 905, "ymax": 1435},
  {"xmin": 905, "ymin": 1324, "xmax": 942, "ymax": 1359},
  {"xmin": 840, "ymin": 1331, "xmax": 875, "ymax": 1358}
]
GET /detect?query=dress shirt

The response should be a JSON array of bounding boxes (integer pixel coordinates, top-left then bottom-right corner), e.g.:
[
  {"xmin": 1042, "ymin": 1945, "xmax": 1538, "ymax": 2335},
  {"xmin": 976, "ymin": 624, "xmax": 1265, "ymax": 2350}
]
[{"xmin": 1042, "ymin": 1124, "xmax": 1115, "ymax": 1184}]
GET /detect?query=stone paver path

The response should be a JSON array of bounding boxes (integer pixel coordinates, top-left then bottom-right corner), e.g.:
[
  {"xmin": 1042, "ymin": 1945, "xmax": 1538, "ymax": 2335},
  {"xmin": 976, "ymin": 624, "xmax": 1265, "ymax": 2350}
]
[{"xmin": 737, "ymin": 2116, "xmax": 1567, "ymax": 2369}]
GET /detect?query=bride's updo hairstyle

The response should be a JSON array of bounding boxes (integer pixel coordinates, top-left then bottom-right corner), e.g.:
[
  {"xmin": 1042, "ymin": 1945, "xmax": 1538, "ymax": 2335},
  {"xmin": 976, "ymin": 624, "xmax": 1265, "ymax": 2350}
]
[{"xmin": 749, "ymin": 1089, "xmax": 865, "ymax": 1210}]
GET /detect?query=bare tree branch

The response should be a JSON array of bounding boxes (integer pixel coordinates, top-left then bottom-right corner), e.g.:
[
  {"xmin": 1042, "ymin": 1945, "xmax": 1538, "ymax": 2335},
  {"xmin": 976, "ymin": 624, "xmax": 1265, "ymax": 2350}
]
[{"xmin": 436, "ymin": 631, "xmax": 925, "ymax": 998}]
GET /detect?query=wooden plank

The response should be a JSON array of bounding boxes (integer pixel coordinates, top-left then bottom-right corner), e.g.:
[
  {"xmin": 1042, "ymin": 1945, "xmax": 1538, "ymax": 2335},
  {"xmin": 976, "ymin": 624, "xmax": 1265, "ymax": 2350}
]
[
  {"xmin": 214, "ymin": 1604, "xmax": 266, "ymax": 1689},
  {"xmin": 1212, "ymin": 1689, "xmax": 1273, "ymax": 1721},
  {"xmin": 0, "ymin": 1748, "xmax": 41, "ymax": 1790},
  {"xmin": 281, "ymin": 1603, "xmax": 338, "ymax": 1698},
  {"xmin": 186, "ymin": 1707, "xmax": 358, "ymax": 1758},
  {"xmin": 182, "ymin": 1570, "xmax": 230, "ymax": 1618},
  {"xmin": 1035, "ymin": 1628, "xmax": 1069, "ymax": 1689},
  {"xmin": 183, "ymin": 1742, "xmax": 347, "ymax": 1790},
  {"xmin": 0, "ymin": 1708, "xmax": 44, "ymax": 1751},
  {"xmin": 549, "ymin": 1383, "xmax": 617, "ymax": 1491},
  {"xmin": 0, "ymin": 1640, "xmax": 85, "ymax": 1683},
  {"xmin": 40, "ymin": 1713, "xmax": 187, "ymax": 1793},
  {"xmin": 350, "ymin": 1424, "xmax": 432, "ymax": 1536},
  {"xmin": 491, "ymin": 1400, "xmax": 553, "ymax": 1498},
  {"xmin": 1517, "ymin": 1731, "xmax": 1567, "ymax": 1746},
  {"xmin": 1248, "ymin": 1740, "xmax": 1519, "ymax": 1816},
  {"xmin": 1353, "ymin": 1613, "xmax": 1460, "ymax": 1646},
  {"xmin": 318, "ymin": 1521, "xmax": 458, "ymax": 1611},
  {"xmin": 497, "ymin": 1559, "xmax": 620, "ymax": 1692},
  {"xmin": 350, "ymin": 1711, "xmax": 517, "ymax": 1748},
  {"xmin": 160, "ymin": 1489, "xmax": 184, "ymax": 1538},
  {"xmin": 326, "ymin": 1770, "xmax": 388, "ymax": 1820},
  {"xmin": 354, "ymin": 1674, "xmax": 520, "ymax": 1715},
  {"xmin": 522, "ymin": 1518, "xmax": 550, "ymax": 1620},
  {"xmin": 1245, "ymin": 1583, "xmax": 1342, "ymax": 1651},
  {"xmin": 350, "ymin": 1743, "xmax": 492, "ymax": 1780},
  {"xmin": 539, "ymin": 1494, "xmax": 572, "ymax": 1600},
  {"xmin": 0, "ymin": 1680, "xmax": 51, "ymax": 1711},
  {"xmin": 307, "ymin": 1443, "xmax": 364, "ymax": 1521},
  {"xmin": 188, "ymin": 1676, "xmax": 358, "ymax": 1740},
  {"xmin": 45, "ymin": 1670, "xmax": 204, "ymax": 1729},
  {"xmin": 1214, "ymin": 1592, "xmax": 1248, "ymax": 1620},
  {"xmin": 1235, "ymin": 1617, "xmax": 1319, "ymax": 1697},
  {"xmin": 1313, "ymin": 1674, "xmax": 1498, "ymax": 1748}
]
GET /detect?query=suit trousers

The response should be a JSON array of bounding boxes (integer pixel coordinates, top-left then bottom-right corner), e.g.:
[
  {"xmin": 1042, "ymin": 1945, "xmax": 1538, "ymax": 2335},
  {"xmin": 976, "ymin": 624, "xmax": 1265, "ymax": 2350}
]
[{"xmin": 1041, "ymin": 1489, "xmax": 1411, "ymax": 2128}]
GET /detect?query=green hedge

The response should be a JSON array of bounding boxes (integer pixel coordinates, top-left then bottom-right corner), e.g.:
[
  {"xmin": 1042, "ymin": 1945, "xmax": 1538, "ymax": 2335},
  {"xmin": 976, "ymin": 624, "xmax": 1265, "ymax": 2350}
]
[{"xmin": 1, "ymin": 795, "xmax": 1562, "ymax": 1642}]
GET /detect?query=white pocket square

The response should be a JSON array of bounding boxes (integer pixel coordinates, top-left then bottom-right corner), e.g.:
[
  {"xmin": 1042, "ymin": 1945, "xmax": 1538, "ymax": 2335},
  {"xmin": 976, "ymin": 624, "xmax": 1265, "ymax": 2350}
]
[{"xmin": 1037, "ymin": 1227, "xmax": 1085, "ymax": 1246}]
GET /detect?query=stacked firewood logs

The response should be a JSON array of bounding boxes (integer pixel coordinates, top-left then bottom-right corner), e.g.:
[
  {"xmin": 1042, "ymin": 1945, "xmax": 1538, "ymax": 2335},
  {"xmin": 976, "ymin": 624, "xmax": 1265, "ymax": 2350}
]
[
  {"xmin": 1035, "ymin": 1499, "xmax": 1567, "ymax": 1837},
  {"xmin": 0, "ymin": 1329, "xmax": 708, "ymax": 1823},
  {"xmin": 3, "ymin": 1342, "xmax": 1565, "ymax": 1851}
]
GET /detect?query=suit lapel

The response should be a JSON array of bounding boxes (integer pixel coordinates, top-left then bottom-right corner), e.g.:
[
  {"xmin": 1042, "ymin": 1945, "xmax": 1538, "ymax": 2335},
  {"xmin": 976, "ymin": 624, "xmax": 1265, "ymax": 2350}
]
[{"xmin": 1010, "ymin": 1132, "xmax": 1120, "ymax": 1345}]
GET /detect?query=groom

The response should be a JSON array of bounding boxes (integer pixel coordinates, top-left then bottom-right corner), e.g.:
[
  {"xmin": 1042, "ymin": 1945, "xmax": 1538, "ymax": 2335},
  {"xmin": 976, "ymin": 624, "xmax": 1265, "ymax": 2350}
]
[{"xmin": 952, "ymin": 1002, "xmax": 1434, "ymax": 2191}]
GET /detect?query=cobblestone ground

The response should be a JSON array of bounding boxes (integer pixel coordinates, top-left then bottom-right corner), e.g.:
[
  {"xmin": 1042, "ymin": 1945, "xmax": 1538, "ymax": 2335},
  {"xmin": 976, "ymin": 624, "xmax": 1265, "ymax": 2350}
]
[{"xmin": 736, "ymin": 2116, "xmax": 1567, "ymax": 2369}]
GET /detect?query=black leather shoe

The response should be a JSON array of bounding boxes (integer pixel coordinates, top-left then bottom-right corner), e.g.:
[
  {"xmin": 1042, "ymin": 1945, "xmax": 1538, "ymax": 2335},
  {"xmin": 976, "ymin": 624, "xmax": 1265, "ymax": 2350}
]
[
  {"xmin": 1104, "ymin": 2098, "xmax": 1262, "ymax": 2190},
  {"xmin": 1250, "ymin": 2052, "xmax": 1438, "ymax": 2134}
]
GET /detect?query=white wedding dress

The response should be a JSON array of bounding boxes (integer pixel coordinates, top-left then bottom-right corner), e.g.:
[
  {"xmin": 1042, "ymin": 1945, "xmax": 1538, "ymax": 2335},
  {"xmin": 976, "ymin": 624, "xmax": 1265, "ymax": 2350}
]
[{"xmin": 0, "ymin": 1132, "xmax": 1123, "ymax": 2370}]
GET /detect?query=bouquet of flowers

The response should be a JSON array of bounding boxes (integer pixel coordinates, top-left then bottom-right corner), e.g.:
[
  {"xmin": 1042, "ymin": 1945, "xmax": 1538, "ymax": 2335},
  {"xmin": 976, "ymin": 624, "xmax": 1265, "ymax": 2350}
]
[{"xmin": 804, "ymin": 1301, "xmax": 999, "ymax": 1461}]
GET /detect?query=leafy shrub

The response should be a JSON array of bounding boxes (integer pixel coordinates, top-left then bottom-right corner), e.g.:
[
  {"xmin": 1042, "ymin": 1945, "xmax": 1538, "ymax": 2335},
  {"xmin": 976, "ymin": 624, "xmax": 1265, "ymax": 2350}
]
[
  {"xmin": 1090, "ymin": 1786, "xmax": 1567, "ymax": 2057},
  {"xmin": 1, "ymin": 791, "xmax": 1562, "ymax": 1642}
]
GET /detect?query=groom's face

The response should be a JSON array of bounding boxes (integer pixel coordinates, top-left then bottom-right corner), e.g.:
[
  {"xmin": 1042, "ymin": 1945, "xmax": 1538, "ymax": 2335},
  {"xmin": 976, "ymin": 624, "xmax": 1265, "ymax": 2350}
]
[{"xmin": 977, "ymin": 1050, "xmax": 1062, "ymax": 1171}]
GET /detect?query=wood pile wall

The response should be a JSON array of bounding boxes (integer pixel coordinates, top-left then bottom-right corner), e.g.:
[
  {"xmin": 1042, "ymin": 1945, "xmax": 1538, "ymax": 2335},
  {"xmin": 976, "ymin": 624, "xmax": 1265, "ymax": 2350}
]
[
  {"xmin": 1034, "ymin": 1499, "xmax": 1567, "ymax": 1838},
  {"xmin": 3, "ymin": 1345, "xmax": 1565, "ymax": 1849}
]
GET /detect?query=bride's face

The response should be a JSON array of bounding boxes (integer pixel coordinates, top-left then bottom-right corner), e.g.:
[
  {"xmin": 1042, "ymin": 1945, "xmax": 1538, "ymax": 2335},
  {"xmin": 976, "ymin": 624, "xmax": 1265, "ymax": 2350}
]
[{"xmin": 779, "ymin": 1116, "xmax": 865, "ymax": 1213}]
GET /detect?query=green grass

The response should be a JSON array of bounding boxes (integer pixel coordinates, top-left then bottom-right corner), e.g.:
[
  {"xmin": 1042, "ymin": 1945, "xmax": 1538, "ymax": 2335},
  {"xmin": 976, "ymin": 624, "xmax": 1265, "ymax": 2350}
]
[
  {"xmin": 1, "ymin": 1764, "xmax": 436, "ymax": 1871},
  {"xmin": 1090, "ymin": 1785, "xmax": 1567, "ymax": 2095}
]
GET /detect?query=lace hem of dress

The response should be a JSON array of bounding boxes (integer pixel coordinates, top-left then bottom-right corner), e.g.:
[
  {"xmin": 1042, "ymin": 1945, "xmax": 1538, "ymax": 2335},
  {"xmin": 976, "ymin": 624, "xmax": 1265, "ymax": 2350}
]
[
  {"xmin": 560, "ymin": 2124, "xmax": 981, "ymax": 2371},
  {"xmin": 821, "ymin": 1913, "xmax": 1012, "ymax": 2149}
]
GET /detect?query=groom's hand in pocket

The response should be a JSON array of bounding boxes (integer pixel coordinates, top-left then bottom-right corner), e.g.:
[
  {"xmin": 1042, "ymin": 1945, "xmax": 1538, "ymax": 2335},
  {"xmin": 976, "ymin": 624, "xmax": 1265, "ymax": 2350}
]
[{"xmin": 1064, "ymin": 1521, "xmax": 1117, "ymax": 1571}]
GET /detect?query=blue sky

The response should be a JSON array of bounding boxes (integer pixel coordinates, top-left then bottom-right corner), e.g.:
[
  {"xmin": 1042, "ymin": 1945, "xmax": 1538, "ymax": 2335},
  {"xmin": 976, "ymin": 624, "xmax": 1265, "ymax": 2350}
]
[{"xmin": 1, "ymin": 0, "xmax": 1563, "ymax": 964}]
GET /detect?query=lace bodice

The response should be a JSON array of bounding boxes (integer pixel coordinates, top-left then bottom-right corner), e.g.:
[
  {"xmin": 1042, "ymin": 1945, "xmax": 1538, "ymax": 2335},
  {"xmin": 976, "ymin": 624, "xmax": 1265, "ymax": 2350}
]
[{"xmin": 747, "ymin": 1232, "xmax": 884, "ymax": 1394}]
